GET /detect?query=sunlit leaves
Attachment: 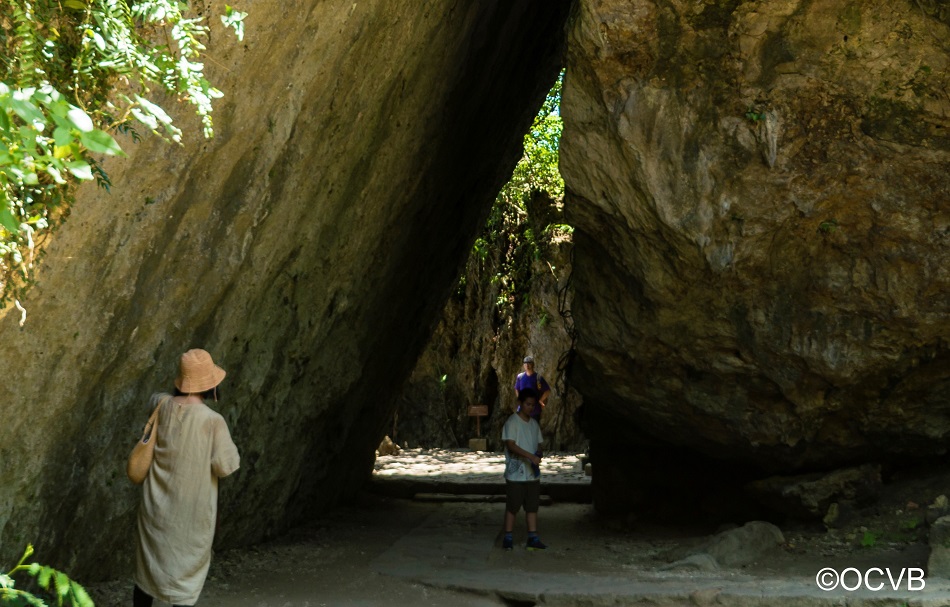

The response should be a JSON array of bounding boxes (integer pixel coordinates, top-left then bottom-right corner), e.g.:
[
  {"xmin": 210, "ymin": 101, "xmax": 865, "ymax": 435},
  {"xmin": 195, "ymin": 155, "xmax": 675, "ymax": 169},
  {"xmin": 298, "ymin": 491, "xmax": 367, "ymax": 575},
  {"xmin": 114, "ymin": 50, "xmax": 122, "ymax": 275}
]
[
  {"xmin": 221, "ymin": 5, "xmax": 248, "ymax": 42},
  {"xmin": 0, "ymin": 84, "xmax": 124, "ymax": 255},
  {"xmin": 474, "ymin": 71, "xmax": 566, "ymax": 318},
  {"xmin": 0, "ymin": 204, "xmax": 18, "ymax": 234},
  {"xmin": 65, "ymin": 108, "xmax": 93, "ymax": 133},
  {"xmin": 78, "ymin": 130, "xmax": 122, "ymax": 155},
  {"xmin": 65, "ymin": 160, "xmax": 92, "ymax": 180},
  {"xmin": 498, "ymin": 72, "xmax": 564, "ymax": 208},
  {"xmin": 1, "ymin": 545, "xmax": 95, "ymax": 606},
  {"xmin": 0, "ymin": 0, "xmax": 246, "ymax": 303}
]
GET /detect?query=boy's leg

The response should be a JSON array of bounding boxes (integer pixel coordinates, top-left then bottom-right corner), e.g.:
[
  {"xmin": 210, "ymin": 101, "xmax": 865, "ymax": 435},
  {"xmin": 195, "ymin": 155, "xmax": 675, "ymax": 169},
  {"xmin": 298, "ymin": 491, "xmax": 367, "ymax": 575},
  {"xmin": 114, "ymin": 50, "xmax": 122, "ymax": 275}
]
[
  {"xmin": 523, "ymin": 480, "xmax": 541, "ymax": 531},
  {"xmin": 505, "ymin": 481, "xmax": 525, "ymax": 531},
  {"xmin": 524, "ymin": 481, "xmax": 547, "ymax": 550},
  {"xmin": 504, "ymin": 481, "xmax": 526, "ymax": 550},
  {"xmin": 526, "ymin": 511, "xmax": 538, "ymax": 533}
]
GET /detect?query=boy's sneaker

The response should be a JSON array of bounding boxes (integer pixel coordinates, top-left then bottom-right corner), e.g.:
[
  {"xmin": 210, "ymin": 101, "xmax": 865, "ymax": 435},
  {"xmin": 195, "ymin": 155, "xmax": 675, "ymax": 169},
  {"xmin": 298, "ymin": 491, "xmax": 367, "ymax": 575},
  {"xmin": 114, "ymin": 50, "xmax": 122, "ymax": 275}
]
[
  {"xmin": 502, "ymin": 536, "xmax": 513, "ymax": 551},
  {"xmin": 525, "ymin": 536, "xmax": 547, "ymax": 551}
]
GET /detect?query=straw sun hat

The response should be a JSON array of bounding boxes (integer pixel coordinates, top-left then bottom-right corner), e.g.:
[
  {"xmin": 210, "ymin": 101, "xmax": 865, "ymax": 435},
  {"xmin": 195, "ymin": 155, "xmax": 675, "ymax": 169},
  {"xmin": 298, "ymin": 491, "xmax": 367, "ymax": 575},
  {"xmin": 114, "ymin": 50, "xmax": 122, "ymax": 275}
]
[{"xmin": 175, "ymin": 348, "xmax": 226, "ymax": 394}]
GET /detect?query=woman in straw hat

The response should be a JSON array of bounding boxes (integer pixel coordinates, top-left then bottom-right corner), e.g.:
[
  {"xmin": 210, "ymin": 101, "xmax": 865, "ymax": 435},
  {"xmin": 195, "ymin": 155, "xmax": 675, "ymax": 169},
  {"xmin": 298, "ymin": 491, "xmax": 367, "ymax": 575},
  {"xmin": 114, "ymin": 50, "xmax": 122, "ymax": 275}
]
[{"xmin": 133, "ymin": 349, "xmax": 240, "ymax": 607}]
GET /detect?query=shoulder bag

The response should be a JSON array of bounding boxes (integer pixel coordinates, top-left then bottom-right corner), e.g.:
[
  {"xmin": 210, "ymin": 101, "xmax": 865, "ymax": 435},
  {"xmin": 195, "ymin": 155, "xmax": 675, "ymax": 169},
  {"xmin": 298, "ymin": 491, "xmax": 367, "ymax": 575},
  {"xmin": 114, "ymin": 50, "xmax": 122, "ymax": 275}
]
[{"xmin": 127, "ymin": 395, "xmax": 170, "ymax": 484}]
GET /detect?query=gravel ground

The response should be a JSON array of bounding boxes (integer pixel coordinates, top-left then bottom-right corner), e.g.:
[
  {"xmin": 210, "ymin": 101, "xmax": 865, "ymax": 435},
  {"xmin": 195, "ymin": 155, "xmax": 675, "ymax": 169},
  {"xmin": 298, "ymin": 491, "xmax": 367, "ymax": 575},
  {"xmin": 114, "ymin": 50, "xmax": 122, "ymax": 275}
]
[{"xmin": 373, "ymin": 448, "xmax": 590, "ymax": 484}]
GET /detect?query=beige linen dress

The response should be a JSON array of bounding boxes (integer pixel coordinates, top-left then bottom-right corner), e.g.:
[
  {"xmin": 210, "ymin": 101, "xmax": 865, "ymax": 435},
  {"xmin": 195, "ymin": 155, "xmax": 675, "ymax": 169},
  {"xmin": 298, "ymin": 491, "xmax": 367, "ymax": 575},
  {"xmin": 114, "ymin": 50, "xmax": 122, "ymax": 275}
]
[{"xmin": 134, "ymin": 393, "xmax": 240, "ymax": 605}]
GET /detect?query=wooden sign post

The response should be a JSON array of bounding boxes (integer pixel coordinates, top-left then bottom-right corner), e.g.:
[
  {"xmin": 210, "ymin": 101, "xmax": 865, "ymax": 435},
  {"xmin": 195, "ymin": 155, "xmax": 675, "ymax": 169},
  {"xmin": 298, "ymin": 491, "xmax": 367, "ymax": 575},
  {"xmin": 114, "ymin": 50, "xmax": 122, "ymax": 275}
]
[{"xmin": 467, "ymin": 404, "xmax": 489, "ymax": 451}]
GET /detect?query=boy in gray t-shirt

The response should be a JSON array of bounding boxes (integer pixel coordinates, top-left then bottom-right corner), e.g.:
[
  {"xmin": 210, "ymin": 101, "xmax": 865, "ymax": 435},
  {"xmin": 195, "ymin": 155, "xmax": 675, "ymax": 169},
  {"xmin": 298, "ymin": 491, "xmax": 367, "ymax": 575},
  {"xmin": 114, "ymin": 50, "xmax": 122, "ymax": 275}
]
[{"xmin": 501, "ymin": 388, "xmax": 546, "ymax": 550}]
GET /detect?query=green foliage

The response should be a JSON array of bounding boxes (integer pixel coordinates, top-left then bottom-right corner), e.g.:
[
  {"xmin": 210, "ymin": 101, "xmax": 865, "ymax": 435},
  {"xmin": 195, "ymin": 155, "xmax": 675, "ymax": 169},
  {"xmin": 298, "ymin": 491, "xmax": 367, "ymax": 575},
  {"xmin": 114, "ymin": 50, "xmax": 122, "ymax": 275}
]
[
  {"xmin": 476, "ymin": 71, "xmax": 568, "ymax": 321},
  {"xmin": 1, "ymin": 544, "xmax": 94, "ymax": 607},
  {"xmin": 860, "ymin": 530, "xmax": 879, "ymax": 548},
  {"xmin": 745, "ymin": 106, "xmax": 766, "ymax": 122},
  {"xmin": 496, "ymin": 73, "xmax": 564, "ymax": 207},
  {"xmin": 0, "ymin": 0, "xmax": 247, "ymax": 305}
]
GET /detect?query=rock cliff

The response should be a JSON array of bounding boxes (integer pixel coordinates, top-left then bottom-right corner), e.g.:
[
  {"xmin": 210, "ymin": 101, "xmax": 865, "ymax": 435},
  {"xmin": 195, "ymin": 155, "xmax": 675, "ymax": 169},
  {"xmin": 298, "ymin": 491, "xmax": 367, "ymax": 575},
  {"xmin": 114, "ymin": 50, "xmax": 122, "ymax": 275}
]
[
  {"xmin": 561, "ymin": 0, "xmax": 950, "ymax": 503},
  {"xmin": 0, "ymin": 0, "xmax": 570, "ymax": 578}
]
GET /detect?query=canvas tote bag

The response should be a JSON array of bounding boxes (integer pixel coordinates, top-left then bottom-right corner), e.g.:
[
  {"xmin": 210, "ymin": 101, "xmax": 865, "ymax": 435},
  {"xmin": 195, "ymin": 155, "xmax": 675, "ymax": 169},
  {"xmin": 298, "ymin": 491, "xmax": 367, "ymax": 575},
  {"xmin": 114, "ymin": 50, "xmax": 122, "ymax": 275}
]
[{"xmin": 127, "ymin": 395, "xmax": 170, "ymax": 484}]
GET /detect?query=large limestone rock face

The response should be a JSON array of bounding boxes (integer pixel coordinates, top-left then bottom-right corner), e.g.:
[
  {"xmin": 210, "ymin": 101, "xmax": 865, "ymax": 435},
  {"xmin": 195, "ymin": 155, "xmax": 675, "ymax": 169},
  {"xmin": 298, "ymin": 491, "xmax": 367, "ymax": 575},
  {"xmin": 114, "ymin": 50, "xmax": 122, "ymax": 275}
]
[
  {"xmin": 0, "ymin": 0, "xmax": 569, "ymax": 577},
  {"xmin": 561, "ymin": 1, "xmax": 950, "ymax": 471}
]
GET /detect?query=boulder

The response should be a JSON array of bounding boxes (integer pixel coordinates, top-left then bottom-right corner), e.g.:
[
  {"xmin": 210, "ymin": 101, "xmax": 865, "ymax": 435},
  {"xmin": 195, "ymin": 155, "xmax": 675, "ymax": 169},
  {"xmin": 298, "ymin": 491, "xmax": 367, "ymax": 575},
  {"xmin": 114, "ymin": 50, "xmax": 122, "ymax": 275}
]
[
  {"xmin": 703, "ymin": 521, "xmax": 785, "ymax": 568},
  {"xmin": 377, "ymin": 436, "xmax": 401, "ymax": 457},
  {"xmin": 560, "ymin": 0, "xmax": 950, "ymax": 517},
  {"xmin": 746, "ymin": 464, "xmax": 882, "ymax": 520},
  {"xmin": 665, "ymin": 521, "xmax": 785, "ymax": 570}
]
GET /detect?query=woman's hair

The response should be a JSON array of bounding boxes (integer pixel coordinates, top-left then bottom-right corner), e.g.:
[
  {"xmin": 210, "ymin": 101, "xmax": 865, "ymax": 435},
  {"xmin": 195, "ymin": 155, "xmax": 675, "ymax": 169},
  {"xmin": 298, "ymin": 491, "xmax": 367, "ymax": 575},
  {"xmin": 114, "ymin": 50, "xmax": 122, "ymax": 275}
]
[
  {"xmin": 518, "ymin": 387, "xmax": 538, "ymax": 402},
  {"xmin": 173, "ymin": 385, "xmax": 222, "ymax": 400}
]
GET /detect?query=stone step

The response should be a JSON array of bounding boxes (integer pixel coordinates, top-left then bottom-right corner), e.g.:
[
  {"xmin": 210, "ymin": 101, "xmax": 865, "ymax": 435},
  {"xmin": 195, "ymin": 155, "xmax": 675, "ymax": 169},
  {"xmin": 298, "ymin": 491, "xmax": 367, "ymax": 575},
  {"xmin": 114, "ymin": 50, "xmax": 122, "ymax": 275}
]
[
  {"xmin": 413, "ymin": 493, "xmax": 554, "ymax": 505},
  {"xmin": 369, "ymin": 477, "xmax": 592, "ymax": 503}
]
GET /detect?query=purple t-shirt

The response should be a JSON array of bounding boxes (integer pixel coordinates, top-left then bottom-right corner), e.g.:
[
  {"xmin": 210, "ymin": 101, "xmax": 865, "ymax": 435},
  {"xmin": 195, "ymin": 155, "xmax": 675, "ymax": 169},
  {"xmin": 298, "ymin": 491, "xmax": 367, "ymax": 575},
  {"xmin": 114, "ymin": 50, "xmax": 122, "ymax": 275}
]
[
  {"xmin": 515, "ymin": 372, "xmax": 550, "ymax": 419},
  {"xmin": 515, "ymin": 371, "xmax": 550, "ymax": 395}
]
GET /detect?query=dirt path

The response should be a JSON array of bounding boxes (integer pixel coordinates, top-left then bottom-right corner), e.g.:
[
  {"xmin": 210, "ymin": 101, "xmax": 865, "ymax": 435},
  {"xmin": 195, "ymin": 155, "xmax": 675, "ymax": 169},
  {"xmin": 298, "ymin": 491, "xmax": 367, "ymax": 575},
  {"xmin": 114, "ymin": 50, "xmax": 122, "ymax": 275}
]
[
  {"xmin": 86, "ymin": 451, "xmax": 950, "ymax": 606},
  {"xmin": 88, "ymin": 495, "xmax": 950, "ymax": 607},
  {"xmin": 90, "ymin": 496, "xmax": 507, "ymax": 607}
]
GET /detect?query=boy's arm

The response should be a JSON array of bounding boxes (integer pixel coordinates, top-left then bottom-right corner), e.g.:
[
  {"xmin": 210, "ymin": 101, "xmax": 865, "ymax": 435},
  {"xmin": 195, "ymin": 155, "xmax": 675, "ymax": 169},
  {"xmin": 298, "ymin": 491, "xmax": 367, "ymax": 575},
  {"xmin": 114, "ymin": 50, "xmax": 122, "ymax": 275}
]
[{"xmin": 505, "ymin": 439, "xmax": 540, "ymax": 464}]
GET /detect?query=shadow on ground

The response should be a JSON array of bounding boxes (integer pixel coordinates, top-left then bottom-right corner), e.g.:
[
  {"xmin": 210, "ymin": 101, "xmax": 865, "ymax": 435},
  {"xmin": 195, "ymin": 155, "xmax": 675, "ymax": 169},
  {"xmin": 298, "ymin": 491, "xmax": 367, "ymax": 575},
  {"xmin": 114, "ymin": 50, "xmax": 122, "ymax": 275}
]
[{"xmin": 86, "ymin": 451, "xmax": 950, "ymax": 606}]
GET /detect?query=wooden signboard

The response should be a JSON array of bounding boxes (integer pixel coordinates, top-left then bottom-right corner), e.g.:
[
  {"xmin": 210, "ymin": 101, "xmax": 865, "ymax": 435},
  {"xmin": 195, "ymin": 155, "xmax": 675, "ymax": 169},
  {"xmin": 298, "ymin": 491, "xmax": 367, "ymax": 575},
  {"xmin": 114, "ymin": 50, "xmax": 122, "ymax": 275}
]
[{"xmin": 468, "ymin": 404, "xmax": 488, "ymax": 438}]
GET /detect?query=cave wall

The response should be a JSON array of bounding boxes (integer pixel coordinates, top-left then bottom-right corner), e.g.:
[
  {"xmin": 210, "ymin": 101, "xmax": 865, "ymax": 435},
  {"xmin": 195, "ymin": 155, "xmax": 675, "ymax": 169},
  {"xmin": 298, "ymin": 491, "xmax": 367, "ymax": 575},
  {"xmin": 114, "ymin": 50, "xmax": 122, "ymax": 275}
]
[
  {"xmin": 561, "ymin": 0, "xmax": 950, "ymax": 486},
  {"xmin": 0, "ymin": 0, "xmax": 570, "ymax": 578}
]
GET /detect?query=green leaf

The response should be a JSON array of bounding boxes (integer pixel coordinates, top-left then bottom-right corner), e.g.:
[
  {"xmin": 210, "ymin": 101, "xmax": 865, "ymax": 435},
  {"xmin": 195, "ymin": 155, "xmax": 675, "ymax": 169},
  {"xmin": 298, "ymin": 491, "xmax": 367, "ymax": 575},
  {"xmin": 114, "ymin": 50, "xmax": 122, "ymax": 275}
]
[
  {"xmin": 66, "ymin": 108, "xmax": 94, "ymax": 133},
  {"xmin": 46, "ymin": 165, "xmax": 66, "ymax": 184},
  {"xmin": 65, "ymin": 160, "xmax": 93, "ymax": 180},
  {"xmin": 79, "ymin": 130, "xmax": 124, "ymax": 156},
  {"xmin": 69, "ymin": 581, "xmax": 93, "ymax": 607},
  {"xmin": 63, "ymin": 0, "xmax": 86, "ymax": 8},
  {"xmin": 9, "ymin": 95, "xmax": 45, "ymax": 126},
  {"xmin": 0, "ymin": 214, "xmax": 14, "ymax": 235},
  {"xmin": 46, "ymin": 97, "xmax": 73, "ymax": 118},
  {"xmin": 52, "ymin": 127, "xmax": 72, "ymax": 148},
  {"xmin": 36, "ymin": 566, "xmax": 53, "ymax": 589},
  {"xmin": 129, "ymin": 108, "xmax": 158, "ymax": 131},
  {"xmin": 221, "ymin": 6, "xmax": 248, "ymax": 41},
  {"xmin": 54, "ymin": 572, "xmax": 69, "ymax": 598}
]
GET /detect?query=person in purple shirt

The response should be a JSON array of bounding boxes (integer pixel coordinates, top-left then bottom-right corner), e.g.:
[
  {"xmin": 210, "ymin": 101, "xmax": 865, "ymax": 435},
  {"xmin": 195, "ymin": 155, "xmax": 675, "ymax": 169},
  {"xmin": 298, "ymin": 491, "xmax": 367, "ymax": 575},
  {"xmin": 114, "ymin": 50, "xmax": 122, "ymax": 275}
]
[{"xmin": 514, "ymin": 356, "xmax": 551, "ymax": 421}]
